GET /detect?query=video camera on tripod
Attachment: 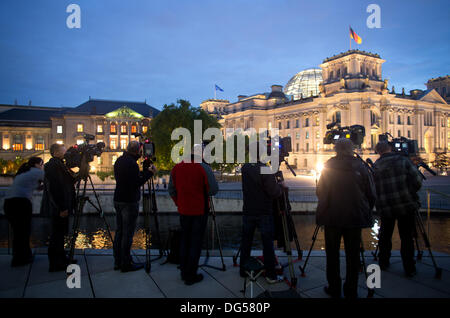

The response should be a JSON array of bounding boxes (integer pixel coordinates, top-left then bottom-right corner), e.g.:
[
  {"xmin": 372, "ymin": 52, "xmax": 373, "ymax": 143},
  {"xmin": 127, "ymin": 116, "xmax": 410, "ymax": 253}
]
[
  {"xmin": 378, "ymin": 132, "xmax": 436, "ymax": 178},
  {"xmin": 323, "ymin": 122, "xmax": 365, "ymax": 147},
  {"xmin": 64, "ymin": 134, "xmax": 105, "ymax": 178},
  {"xmin": 132, "ymin": 133, "xmax": 156, "ymax": 171}
]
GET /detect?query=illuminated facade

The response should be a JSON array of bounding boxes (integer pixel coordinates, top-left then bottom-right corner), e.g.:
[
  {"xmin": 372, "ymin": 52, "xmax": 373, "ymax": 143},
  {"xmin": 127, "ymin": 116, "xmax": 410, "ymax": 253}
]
[
  {"xmin": 201, "ymin": 50, "xmax": 450, "ymax": 171},
  {"xmin": 0, "ymin": 99, "xmax": 159, "ymax": 170}
]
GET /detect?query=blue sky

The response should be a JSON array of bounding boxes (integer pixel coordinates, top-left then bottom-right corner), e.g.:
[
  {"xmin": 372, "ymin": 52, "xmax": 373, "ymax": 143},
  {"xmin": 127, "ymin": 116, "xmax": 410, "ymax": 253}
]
[{"xmin": 0, "ymin": 0, "xmax": 449, "ymax": 110}]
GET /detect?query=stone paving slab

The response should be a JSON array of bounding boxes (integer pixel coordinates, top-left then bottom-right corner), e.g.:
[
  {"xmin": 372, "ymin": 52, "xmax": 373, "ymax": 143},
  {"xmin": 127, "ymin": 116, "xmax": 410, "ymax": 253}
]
[{"xmin": 1, "ymin": 251, "xmax": 449, "ymax": 298}]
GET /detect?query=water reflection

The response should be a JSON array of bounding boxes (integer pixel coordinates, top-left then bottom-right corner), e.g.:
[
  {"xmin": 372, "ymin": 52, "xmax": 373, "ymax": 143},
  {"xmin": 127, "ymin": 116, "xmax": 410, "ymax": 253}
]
[{"xmin": 1, "ymin": 214, "xmax": 449, "ymax": 254}]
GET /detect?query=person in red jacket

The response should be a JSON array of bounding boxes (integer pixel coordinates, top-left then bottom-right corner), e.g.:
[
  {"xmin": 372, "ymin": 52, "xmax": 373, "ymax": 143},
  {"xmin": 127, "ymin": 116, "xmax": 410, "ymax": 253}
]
[{"xmin": 168, "ymin": 147, "xmax": 218, "ymax": 285}]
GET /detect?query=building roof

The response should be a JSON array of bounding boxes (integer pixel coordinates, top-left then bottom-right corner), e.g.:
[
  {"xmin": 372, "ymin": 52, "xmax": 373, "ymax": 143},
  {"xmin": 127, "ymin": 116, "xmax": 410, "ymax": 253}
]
[
  {"xmin": 70, "ymin": 99, "xmax": 160, "ymax": 117},
  {"xmin": 323, "ymin": 50, "xmax": 381, "ymax": 63},
  {"xmin": 0, "ymin": 108, "xmax": 59, "ymax": 122}
]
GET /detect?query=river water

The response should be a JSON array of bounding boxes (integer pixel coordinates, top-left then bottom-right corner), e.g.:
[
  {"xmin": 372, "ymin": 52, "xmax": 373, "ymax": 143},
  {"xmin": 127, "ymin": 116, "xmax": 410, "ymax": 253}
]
[{"xmin": 1, "ymin": 213, "xmax": 449, "ymax": 254}]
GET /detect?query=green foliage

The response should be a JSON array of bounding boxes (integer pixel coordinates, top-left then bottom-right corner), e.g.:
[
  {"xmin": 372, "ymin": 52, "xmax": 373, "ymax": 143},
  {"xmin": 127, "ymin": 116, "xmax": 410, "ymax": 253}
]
[
  {"xmin": 432, "ymin": 152, "xmax": 449, "ymax": 172},
  {"xmin": 96, "ymin": 170, "xmax": 114, "ymax": 181},
  {"xmin": 149, "ymin": 99, "xmax": 221, "ymax": 170},
  {"xmin": 0, "ymin": 156, "xmax": 26, "ymax": 175}
]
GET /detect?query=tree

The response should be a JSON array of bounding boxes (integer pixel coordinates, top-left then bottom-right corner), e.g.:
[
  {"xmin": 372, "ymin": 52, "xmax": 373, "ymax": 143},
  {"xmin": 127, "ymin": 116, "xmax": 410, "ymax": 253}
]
[
  {"xmin": 149, "ymin": 99, "xmax": 221, "ymax": 171},
  {"xmin": 432, "ymin": 152, "xmax": 449, "ymax": 174}
]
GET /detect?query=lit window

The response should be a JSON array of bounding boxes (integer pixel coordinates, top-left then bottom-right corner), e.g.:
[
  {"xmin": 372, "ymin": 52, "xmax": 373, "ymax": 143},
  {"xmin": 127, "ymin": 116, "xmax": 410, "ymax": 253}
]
[
  {"xmin": 56, "ymin": 140, "xmax": 63, "ymax": 145},
  {"xmin": 112, "ymin": 155, "xmax": 117, "ymax": 165},
  {"xmin": 97, "ymin": 125, "xmax": 103, "ymax": 133},
  {"xmin": 120, "ymin": 138, "xmax": 127, "ymax": 150},
  {"xmin": 306, "ymin": 132, "xmax": 309, "ymax": 139},
  {"xmin": 110, "ymin": 139, "xmax": 117, "ymax": 149},
  {"xmin": 77, "ymin": 124, "xmax": 84, "ymax": 133},
  {"xmin": 35, "ymin": 136, "xmax": 44, "ymax": 151},
  {"xmin": 121, "ymin": 124, "xmax": 127, "ymax": 134},
  {"xmin": 296, "ymin": 132, "xmax": 300, "ymax": 140},
  {"xmin": 110, "ymin": 124, "xmax": 117, "ymax": 133},
  {"xmin": 97, "ymin": 139, "xmax": 103, "ymax": 144},
  {"xmin": 315, "ymin": 116, "xmax": 319, "ymax": 126},
  {"xmin": 316, "ymin": 131, "xmax": 320, "ymax": 139},
  {"xmin": 142, "ymin": 126, "xmax": 148, "ymax": 133},
  {"xmin": 447, "ymin": 118, "xmax": 450, "ymax": 128},
  {"xmin": 57, "ymin": 125, "xmax": 63, "ymax": 134},
  {"xmin": 77, "ymin": 139, "xmax": 84, "ymax": 145},
  {"xmin": 131, "ymin": 125, "xmax": 137, "ymax": 134},
  {"xmin": 97, "ymin": 156, "xmax": 102, "ymax": 165}
]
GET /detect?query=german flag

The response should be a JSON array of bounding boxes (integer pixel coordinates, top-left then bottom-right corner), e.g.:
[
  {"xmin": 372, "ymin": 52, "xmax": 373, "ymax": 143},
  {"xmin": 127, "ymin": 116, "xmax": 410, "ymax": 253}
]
[{"xmin": 349, "ymin": 26, "xmax": 362, "ymax": 44}]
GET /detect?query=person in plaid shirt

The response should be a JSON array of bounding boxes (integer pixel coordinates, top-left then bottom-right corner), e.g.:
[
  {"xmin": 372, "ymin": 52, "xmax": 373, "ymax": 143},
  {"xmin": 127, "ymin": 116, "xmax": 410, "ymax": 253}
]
[{"xmin": 373, "ymin": 141, "xmax": 423, "ymax": 277}]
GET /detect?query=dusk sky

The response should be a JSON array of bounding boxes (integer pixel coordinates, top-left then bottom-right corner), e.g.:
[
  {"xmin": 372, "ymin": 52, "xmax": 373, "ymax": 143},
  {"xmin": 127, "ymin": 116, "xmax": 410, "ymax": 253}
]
[{"xmin": 0, "ymin": 0, "xmax": 449, "ymax": 110}]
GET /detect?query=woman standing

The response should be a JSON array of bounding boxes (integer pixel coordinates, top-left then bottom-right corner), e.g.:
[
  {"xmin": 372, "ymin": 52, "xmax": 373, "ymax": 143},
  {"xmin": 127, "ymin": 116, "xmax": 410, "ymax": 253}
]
[{"xmin": 4, "ymin": 157, "xmax": 44, "ymax": 267}]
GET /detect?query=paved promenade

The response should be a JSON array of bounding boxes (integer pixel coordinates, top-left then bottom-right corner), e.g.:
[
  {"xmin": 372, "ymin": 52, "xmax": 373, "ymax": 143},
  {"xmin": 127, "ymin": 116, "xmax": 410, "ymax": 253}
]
[{"xmin": 1, "ymin": 248, "xmax": 449, "ymax": 298}]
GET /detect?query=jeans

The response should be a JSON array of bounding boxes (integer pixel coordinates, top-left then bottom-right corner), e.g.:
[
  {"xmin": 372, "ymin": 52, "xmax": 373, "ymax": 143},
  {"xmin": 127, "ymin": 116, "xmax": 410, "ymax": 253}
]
[
  {"xmin": 4, "ymin": 198, "xmax": 33, "ymax": 263},
  {"xmin": 324, "ymin": 226, "xmax": 361, "ymax": 298},
  {"xmin": 179, "ymin": 213, "xmax": 208, "ymax": 280},
  {"xmin": 113, "ymin": 201, "xmax": 139, "ymax": 267},
  {"xmin": 240, "ymin": 214, "xmax": 276, "ymax": 277},
  {"xmin": 378, "ymin": 213, "xmax": 416, "ymax": 272}
]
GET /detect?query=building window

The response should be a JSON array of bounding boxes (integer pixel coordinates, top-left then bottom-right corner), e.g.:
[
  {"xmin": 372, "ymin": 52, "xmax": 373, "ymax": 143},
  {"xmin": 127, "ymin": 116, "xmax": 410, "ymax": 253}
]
[
  {"xmin": 408, "ymin": 131, "xmax": 411, "ymax": 138},
  {"xmin": 77, "ymin": 124, "xmax": 84, "ymax": 133},
  {"xmin": 97, "ymin": 125, "xmax": 103, "ymax": 133},
  {"xmin": 304, "ymin": 158, "xmax": 308, "ymax": 167},
  {"xmin": 305, "ymin": 118, "xmax": 309, "ymax": 127},
  {"xmin": 296, "ymin": 132, "xmax": 300, "ymax": 140},
  {"xmin": 12, "ymin": 144, "xmax": 23, "ymax": 151},
  {"xmin": 120, "ymin": 138, "xmax": 127, "ymax": 150},
  {"xmin": 57, "ymin": 125, "xmax": 63, "ymax": 134},
  {"xmin": 56, "ymin": 140, "xmax": 63, "ymax": 145},
  {"xmin": 397, "ymin": 115, "xmax": 402, "ymax": 125},
  {"xmin": 332, "ymin": 111, "xmax": 341, "ymax": 124},
  {"xmin": 306, "ymin": 143, "xmax": 309, "ymax": 152},
  {"xmin": 370, "ymin": 111, "xmax": 377, "ymax": 126},
  {"xmin": 295, "ymin": 119, "xmax": 299, "ymax": 128},
  {"xmin": 316, "ymin": 131, "xmax": 320, "ymax": 139},
  {"xmin": 278, "ymin": 122, "xmax": 282, "ymax": 130},
  {"xmin": 294, "ymin": 158, "xmax": 298, "ymax": 168},
  {"xmin": 329, "ymin": 71, "xmax": 334, "ymax": 79},
  {"xmin": 407, "ymin": 116, "xmax": 411, "ymax": 125},
  {"xmin": 110, "ymin": 139, "xmax": 117, "ymax": 149},
  {"xmin": 112, "ymin": 155, "xmax": 118, "ymax": 165},
  {"xmin": 398, "ymin": 130, "xmax": 401, "ymax": 137},
  {"xmin": 76, "ymin": 139, "xmax": 84, "ymax": 145},
  {"xmin": 121, "ymin": 124, "xmax": 127, "ymax": 134},
  {"xmin": 315, "ymin": 116, "xmax": 319, "ymax": 126},
  {"xmin": 296, "ymin": 143, "xmax": 299, "ymax": 152},
  {"xmin": 131, "ymin": 125, "xmax": 137, "ymax": 134},
  {"xmin": 424, "ymin": 112, "xmax": 433, "ymax": 126},
  {"xmin": 448, "ymin": 118, "xmax": 450, "ymax": 128},
  {"xmin": 286, "ymin": 121, "xmax": 290, "ymax": 129},
  {"xmin": 389, "ymin": 114, "xmax": 393, "ymax": 124},
  {"xmin": 110, "ymin": 124, "xmax": 117, "ymax": 133},
  {"xmin": 35, "ymin": 136, "xmax": 44, "ymax": 151},
  {"xmin": 97, "ymin": 156, "xmax": 102, "ymax": 165},
  {"xmin": 337, "ymin": 69, "xmax": 341, "ymax": 78},
  {"xmin": 12, "ymin": 135, "xmax": 23, "ymax": 151},
  {"xmin": 142, "ymin": 126, "xmax": 148, "ymax": 134}
]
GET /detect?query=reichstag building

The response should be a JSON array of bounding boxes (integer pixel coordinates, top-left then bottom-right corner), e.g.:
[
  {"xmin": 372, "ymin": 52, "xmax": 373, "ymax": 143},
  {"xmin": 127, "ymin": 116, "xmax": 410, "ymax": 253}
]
[{"xmin": 201, "ymin": 50, "xmax": 450, "ymax": 171}]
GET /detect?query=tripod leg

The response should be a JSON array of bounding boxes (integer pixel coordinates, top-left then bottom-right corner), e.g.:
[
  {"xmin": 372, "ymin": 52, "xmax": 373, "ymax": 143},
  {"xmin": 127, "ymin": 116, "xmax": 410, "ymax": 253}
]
[
  {"xmin": 280, "ymin": 206, "xmax": 297, "ymax": 288},
  {"xmin": 150, "ymin": 179, "xmax": 164, "ymax": 258},
  {"xmin": 415, "ymin": 212, "xmax": 442, "ymax": 279},
  {"xmin": 211, "ymin": 207, "xmax": 226, "ymax": 271},
  {"xmin": 233, "ymin": 247, "xmax": 241, "ymax": 267},
  {"xmin": 287, "ymin": 212, "xmax": 302, "ymax": 260},
  {"xmin": 300, "ymin": 225, "xmax": 319, "ymax": 277},
  {"xmin": 88, "ymin": 176, "xmax": 114, "ymax": 244},
  {"xmin": 360, "ymin": 236, "xmax": 375, "ymax": 298},
  {"xmin": 69, "ymin": 180, "xmax": 86, "ymax": 263}
]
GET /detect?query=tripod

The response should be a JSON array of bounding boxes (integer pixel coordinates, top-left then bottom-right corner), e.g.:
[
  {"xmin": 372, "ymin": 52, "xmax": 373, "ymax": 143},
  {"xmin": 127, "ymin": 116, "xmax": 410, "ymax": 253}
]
[
  {"xmin": 68, "ymin": 170, "xmax": 113, "ymax": 264},
  {"xmin": 142, "ymin": 176, "xmax": 165, "ymax": 273},
  {"xmin": 299, "ymin": 225, "xmax": 375, "ymax": 298},
  {"xmin": 201, "ymin": 197, "xmax": 226, "ymax": 271},
  {"xmin": 233, "ymin": 160, "xmax": 302, "ymax": 289}
]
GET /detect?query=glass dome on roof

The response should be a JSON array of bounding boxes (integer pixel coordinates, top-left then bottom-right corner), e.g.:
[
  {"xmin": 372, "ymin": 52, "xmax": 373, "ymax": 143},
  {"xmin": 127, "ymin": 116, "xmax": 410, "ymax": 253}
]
[{"xmin": 284, "ymin": 68, "xmax": 323, "ymax": 100}]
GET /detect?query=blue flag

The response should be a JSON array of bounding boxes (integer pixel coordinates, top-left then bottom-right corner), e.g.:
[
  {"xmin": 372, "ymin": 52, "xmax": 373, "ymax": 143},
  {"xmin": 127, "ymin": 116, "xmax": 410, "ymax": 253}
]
[{"xmin": 215, "ymin": 84, "xmax": 224, "ymax": 92}]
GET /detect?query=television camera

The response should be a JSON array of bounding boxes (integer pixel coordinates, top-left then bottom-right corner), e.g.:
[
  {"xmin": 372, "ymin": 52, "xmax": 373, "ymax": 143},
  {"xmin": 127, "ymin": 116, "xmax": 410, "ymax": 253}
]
[
  {"xmin": 323, "ymin": 122, "xmax": 365, "ymax": 147},
  {"xmin": 64, "ymin": 134, "xmax": 105, "ymax": 178}
]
